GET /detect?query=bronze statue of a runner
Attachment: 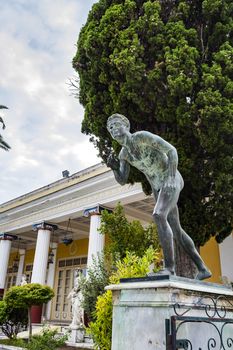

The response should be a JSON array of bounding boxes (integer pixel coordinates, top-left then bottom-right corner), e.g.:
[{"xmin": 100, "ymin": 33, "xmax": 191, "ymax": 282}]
[{"xmin": 107, "ymin": 113, "xmax": 211, "ymax": 280}]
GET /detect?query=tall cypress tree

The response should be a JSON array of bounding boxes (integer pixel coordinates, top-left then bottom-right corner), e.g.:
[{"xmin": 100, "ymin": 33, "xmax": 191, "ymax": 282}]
[{"xmin": 73, "ymin": 0, "xmax": 233, "ymax": 249}]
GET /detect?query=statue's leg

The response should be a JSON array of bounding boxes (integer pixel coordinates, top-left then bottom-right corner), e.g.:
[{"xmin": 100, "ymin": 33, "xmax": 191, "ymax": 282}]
[
  {"xmin": 168, "ymin": 206, "xmax": 212, "ymax": 280},
  {"xmin": 152, "ymin": 187, "xmax": 179, "ymax": 275}
]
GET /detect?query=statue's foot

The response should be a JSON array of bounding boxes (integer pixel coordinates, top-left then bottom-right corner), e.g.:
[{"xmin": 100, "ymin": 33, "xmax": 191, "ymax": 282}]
[
  {"xmin": 195, "ymin": 269, "xmax": 212, "ymax": 281},
  {"xmin": 148, "ymin": 268, "xmax": 175, "ymax": 277}
]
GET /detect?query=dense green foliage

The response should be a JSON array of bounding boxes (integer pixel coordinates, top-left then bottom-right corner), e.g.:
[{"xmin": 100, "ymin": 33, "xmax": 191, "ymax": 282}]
[
  {"xmin": 74, "ymin": 0, "xmax": 233, "ymax": 245},
  {"xmin": 4, "ymin": 284, "xmax": 54, "ymax": 309},
  {"xmin": 80, "ymin": 204, "xmax": 160, "ymax": 321},
  {"xmin": 0, "ymin": 328, "xmax": 67, "ymax": 350},
  {"xmin": 79, "ymin": 254, "xmax": 111, "ymax": 322},
  {"xmin": 0, "ymin": 300, "xmax": 27, "ymax": 339},
  {"xmin": 88, "ymin": 290, "xmax": 112, "ymax": 350},
  {"xmin": 0, "ymin": 338, "xmax": 26, "ymax": 347},
  {"xmin": 109, "ymin": 246, "xmax": 159, "ymax": 283},
  {"xmin": 25, "ymin": 328, "xmax": 67, "ymax": 350},
  {"xmin": 0, "ymin": 105, "xmax": 10, "ymax": 151},
  {"xmin": 100, "ymin": 203, "xmax": 160, "ymax": 260},
  {"xmin": 4, "ymin": 284, "xmax": 54, "ymax": 339},
  {"xmin": 89, "ymin": 248, "xmax": 159, "ymax": 350}
]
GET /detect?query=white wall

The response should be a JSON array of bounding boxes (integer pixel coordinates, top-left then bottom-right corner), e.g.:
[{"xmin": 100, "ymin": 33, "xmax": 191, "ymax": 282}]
[{"xmin": 219, "ymin": 233, "xmax": 233, "ymax": 282}]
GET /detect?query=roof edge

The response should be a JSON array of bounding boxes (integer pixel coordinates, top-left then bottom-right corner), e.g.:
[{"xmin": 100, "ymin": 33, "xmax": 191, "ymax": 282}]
[{"xmin": 0, "ymin": 163, "xmax": 109, "ymax": 212}]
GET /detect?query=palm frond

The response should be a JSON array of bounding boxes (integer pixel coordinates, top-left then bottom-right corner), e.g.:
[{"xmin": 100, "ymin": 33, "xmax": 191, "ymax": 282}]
[
  {"xmin": 0, "ymin": 117, "xmax": 6, "ymax": 129},
  {"xmin": 0, "ymin": 105, "xmax": 10, "ymax": 151},
  {"xmin": 0, "ymin": 135, "xmax": 10, "ymax": 151}
]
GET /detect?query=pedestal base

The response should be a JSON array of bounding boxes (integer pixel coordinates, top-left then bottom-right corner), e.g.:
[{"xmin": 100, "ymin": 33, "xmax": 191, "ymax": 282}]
[
  {"xmin": 69, "ymin": 326, "xmax": 85, "ymax": 343},
  {"xmin": 107, "ymin": 276, "xmax": 233, "ymax": 350}
]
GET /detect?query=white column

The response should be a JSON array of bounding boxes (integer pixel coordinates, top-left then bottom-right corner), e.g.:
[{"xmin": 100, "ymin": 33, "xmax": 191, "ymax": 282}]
[
  {"xmin": 31, "ymin": 222, "xmax": 57, "ymax": 285},
  {"xmin": 46, "ymin": 242, "xmax": 58, "ymax": 287},
  {"xmin": 0, "ymin": 233, "xmax": 17, "ymax": 296},
  {"xmin": 16, "ymin": 249, "xmax": 26, "ymax": 286},
  {"xmin": 86, "ymin": 211, "xmax": 105, "ymax": 269},
  {"xmin": 45, "ymin": 243, "xmax": 58, "ymax": 320},
  {"xmin": 0, "ymin": 238, "xmax": 12, "ymax": 290}
]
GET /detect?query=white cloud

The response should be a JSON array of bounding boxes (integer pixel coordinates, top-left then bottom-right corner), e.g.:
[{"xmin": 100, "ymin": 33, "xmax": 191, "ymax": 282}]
[{"xmin": 0, "ymin": 0, "xmax": 99, "ymax": 203}]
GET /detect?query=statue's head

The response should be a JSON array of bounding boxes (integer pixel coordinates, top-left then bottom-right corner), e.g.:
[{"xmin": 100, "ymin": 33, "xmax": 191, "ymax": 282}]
[
  {"xmin": 107, "ymin": 114, "xmax": 130, "ymax": 144},
  {"xmin": 107, "ymin": 113, "xmax": 130, "ymax": 132},
  {"xmin": 20, "ymin": 274, "xmax": 27, "ymax": 285}
]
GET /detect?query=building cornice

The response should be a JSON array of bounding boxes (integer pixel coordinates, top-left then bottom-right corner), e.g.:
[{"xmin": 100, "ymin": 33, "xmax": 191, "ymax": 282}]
[
  {"xmin": 0, "ymin": 163, "xmax": 108, "ymax": 213},
  {"xmin": 0, "ymin": 170, "xmax": 145, "ymax": 234}
]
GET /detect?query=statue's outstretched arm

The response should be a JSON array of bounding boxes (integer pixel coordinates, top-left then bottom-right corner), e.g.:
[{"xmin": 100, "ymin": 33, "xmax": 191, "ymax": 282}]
[
  {"xmin": 107, "ymin": 150, "xmax": 130, "ymax": 186},
  {"xmin": 114, "ymin": 159, "xmax": 130, "ymax": 185}
]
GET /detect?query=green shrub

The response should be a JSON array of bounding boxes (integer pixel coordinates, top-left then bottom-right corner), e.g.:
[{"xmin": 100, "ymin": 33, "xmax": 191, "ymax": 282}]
[
  {"xmin": 0, "ymin": 337, "xmax": 26, "ymax": 347},
  {"xmin": 4, "ymin": 284, "xmax": 54, "ymax": 339},
  {"xmin": 100, "ymin": 203, "xmax": 160, "ymax": 260},
  {"xmin": 88, "ymin": 290, "xmax": 112, "ymax": 350},
  {"xmin": 0, "ymin": 300, "xmax": 27, "ymax": 339},
  {"xmin": 81, "ymin": 204, "xmax": 161, "ymax": 325},
  {"xmin": 79, "ymin": 253, "xmax": 111, "ymax": 322},
  {"xmin": 25, "ymin": 328, "xmax": 67, "ymax": 350},
  {"xmin": 109, "ymin": 247, "xmax": 159, "ymax": 284},
  {"xmin": 0, "ymin": 328, "xmax": 67, "ymax": 350},
  {"xmin": 4, "ymin": 284, "xmax": 55, "ymax": 309},
  {"xmin": 89, "ymin": 248, "xmax": 160, "ymax": 350}
]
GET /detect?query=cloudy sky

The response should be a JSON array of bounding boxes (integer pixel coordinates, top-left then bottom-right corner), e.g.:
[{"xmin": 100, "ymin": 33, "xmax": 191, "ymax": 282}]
[{"xmin": 0, "ymin": 0, "xmax": 100, "ymax": 204}]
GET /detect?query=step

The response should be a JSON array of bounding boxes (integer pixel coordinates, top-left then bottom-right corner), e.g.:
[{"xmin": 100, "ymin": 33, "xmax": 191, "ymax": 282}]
[{"xmin": 65, "ymin": 342, "xmax": 94, "ymax": 349}]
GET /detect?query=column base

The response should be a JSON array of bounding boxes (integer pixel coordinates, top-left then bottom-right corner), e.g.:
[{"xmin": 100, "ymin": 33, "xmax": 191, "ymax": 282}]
[
  {"xmin": 68, "ymin": 326, "xmax": 85, "ymax": 343},
  {"xmin": 107, "ymin": 275, "xmax": 233, "ymax": 350}
]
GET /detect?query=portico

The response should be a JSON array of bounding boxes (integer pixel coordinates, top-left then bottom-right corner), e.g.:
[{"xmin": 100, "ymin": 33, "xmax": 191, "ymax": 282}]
[{"xmin": 0, "ymin": 164, "xmax": 150, "ymax": 321}]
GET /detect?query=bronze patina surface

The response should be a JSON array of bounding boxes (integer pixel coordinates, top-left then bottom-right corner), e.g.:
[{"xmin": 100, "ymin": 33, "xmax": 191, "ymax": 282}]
[{"xmin": 107, "ymin": 113, "xmax": 211, "ymax": 280}]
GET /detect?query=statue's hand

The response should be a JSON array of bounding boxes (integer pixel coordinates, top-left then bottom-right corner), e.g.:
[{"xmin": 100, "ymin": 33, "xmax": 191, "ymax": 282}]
[{"xmin": 107, "ymin": 154, "xmax": 119, "ymax": 171}]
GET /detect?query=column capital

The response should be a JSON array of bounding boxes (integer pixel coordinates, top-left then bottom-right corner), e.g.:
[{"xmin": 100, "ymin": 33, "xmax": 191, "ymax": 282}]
[
  {"xmin": 83, "ymin": 204, "xmax": 112, "ymax": 218},
  {"xmin": 32, "ymin": 222, "xmax": 58, "ymax": 231},
  {"xmin": 0, "ymin": 233, "xmax": 17, "ymax": 241}
]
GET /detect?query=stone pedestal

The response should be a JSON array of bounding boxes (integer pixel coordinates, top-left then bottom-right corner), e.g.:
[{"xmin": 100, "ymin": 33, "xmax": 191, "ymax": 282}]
[
  {"xmin": 68, "ymin": 326, "xmax": 85, "ymax": 343},
  {"xmin": 107, "ymin": 276, "xmax": 233, "ymax": 350}
]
